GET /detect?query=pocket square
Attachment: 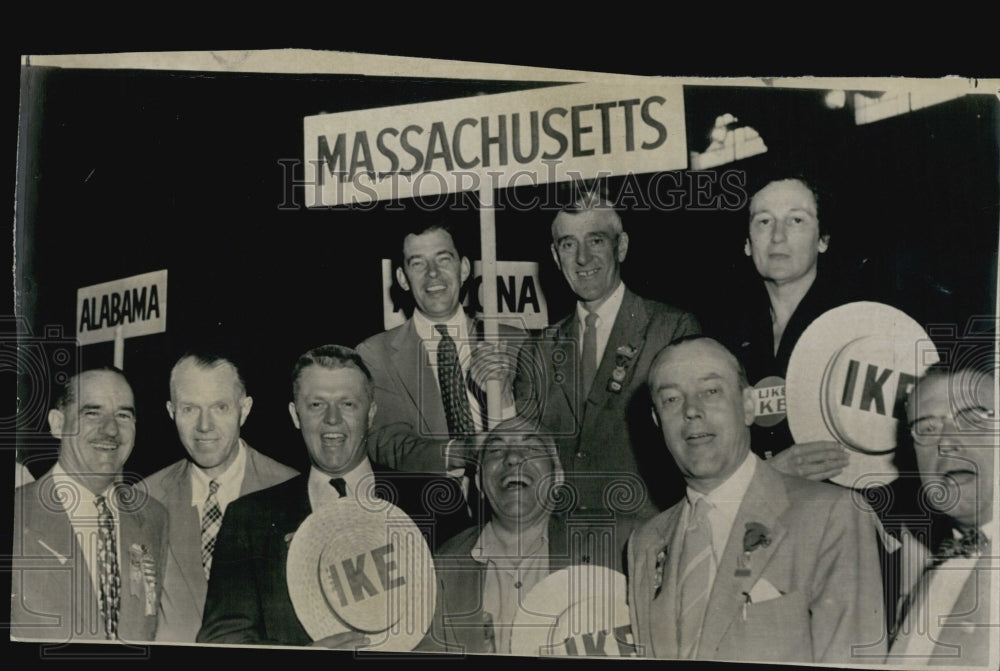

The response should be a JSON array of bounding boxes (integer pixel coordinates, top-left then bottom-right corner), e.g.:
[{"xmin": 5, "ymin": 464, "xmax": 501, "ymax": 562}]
[{"xmin": 748, "ymin": 577, "xmax": 783, "ymax": 603}]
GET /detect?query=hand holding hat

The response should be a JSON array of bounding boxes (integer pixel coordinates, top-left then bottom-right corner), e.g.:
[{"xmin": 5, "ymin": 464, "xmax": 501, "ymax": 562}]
[{"xmin": 767, "ymin": 441, "xmax": 849, "ymax": 481}]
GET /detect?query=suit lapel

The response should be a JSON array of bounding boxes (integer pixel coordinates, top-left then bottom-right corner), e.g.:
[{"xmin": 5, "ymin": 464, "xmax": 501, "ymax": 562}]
[
  {"xmin": 164, "ymin": 463, "xmax": 207, "ymax": 612},
  {"xmin": 698, "ymin": 463, "xmax": 789, "ymax": 657},
  {"xmin": 391, "ymin": 318, "xmax": 448, "ymax": 435},
  {"xmin": 639, "ymin": 505, "xmax": 683, "ymax": 658},
  {"xmin": 550, "ymin": 317, "xmax": 579, "ymax": 420}
]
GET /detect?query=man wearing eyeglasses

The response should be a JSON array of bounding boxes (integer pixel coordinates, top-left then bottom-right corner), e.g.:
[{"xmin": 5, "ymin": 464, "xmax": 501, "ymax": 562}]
[{"xmin": 887, "ymin": 359, "xmax": 996, "ymax": 666}]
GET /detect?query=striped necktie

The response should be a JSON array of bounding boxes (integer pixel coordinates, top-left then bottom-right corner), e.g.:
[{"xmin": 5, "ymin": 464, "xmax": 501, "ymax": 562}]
[{"xmin": 677, "ymin": 497, "xmax": 715, "ymax": 659}]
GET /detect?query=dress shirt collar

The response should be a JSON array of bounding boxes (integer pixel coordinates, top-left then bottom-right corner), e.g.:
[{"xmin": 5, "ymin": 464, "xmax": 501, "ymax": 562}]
[
  {"xmin": 471, "ymin": 519, "xmax": 549, "ymax": 564},
  {"xmin": 307, "ymin": 458, "xmax": 375, "ymax": 511},
  {"xmin": 575, "ymin": 280, "xmax": 626, "ymax": 328},
  {"xmin": 685, "ymin": 451, "xmax": 757, "ymax": 558},
  {"xmin": 412, "ymin": 306, "xmax": 470, "ymax": 343},
  {"xmin": 189, "ymin": 438, "xmax": 248, "ymax": 506},
  {"xmin": 52, "ymin": 462, "xmax": 118, "ymax": 518}
]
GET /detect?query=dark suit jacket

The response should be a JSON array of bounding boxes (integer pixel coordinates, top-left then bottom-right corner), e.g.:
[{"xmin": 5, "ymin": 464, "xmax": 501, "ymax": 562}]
[
  {"xmin": 627, "ymin": 458, "xmax": 886, "ymax": 664},
  {"xmin": 422, "ymin": 512, "xmax": 636, "ymax": 654},
  {"xmin": 515, "ymin": 289, "xmax": 699, "ymax": 515},
  {"xmin": 196, "ymin": 463, "xmax": 470, "ymax": 646},
  {"xmin": 140, "ymin": 442, "xmax": 299, "ymax": 642},
  {"xmin": 357, "ymin": 314, "xmax": 526, "ymax": 474},
  {"xmin": 11, "ymin": 471, "xmax": 169, "ymax": 643}
]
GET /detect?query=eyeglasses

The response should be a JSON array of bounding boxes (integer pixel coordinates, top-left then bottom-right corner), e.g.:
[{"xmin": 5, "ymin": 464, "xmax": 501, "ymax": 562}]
[{"xmin": 909, "ymin": 406, "xmax": 995, "ymax": 445}]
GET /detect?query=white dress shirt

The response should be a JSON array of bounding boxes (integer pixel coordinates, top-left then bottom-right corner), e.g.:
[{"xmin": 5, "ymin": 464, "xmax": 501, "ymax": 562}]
[
  {"xmin": 307, "ymin": 458, "xmax": 375, "ymax": 511},
  {"xmin": 682, "ymin": 451, "xmax": 758, "ymax": 588},
  {"xmin": 189, "ymin": 439, "xmax": 248, "ymax": 518},
  {"xmin": 575, "ymin": 280, "xmax": 626, "ymax": 371}
]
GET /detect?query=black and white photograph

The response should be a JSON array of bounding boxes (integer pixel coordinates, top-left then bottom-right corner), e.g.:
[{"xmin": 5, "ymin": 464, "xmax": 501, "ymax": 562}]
[{"xmin": 7, "ymin": 47, "xmax": 998, "ymax": 668}]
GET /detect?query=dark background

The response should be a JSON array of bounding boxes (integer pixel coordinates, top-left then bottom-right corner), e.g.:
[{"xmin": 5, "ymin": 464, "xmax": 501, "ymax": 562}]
[{"xmin": 13, "ymin": 66, "xmax": 998, "ymax": 480}]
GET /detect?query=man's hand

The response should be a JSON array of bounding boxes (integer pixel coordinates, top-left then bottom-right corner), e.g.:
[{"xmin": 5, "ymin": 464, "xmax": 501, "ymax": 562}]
[
  {"xmin": 767, "ymin": 441, "xmax": 849, "ymax": 481},
  {"xmin": 310, "ymin": 631, "xmax": 371, "ymax": 650},
  {"xmin": 469, "ymin": 340, "xmax": 517, "ymax": 407}
]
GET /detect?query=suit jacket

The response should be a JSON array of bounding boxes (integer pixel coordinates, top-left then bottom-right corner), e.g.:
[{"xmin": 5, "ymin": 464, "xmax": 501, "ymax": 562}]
[
  {"xmin": 357, "ymin": 314, "xmax": 526, "ymax": 474},
  {"xmin": 515, "ymin": 289, "xmax": 699, "ymax": 515},
  {"xmin": 627, "ymin": 459, "xmax": 887, "ymax": 664},
  {"xmin": 140, "ymin": 441, "xmax": 299, "ymax": 642},
  {"xmin": 196, "ymin": 464, "xmax": 470, "ymax": 646},
  {"xmin": 422, "ymin": 512, "xmax": 636, "ymax": 654},
  {"xmin": 887, "ymin": 528, "xmax": 994, "ymax": 666},
  {"xmin": 11, "ymin": 471, "xmax": 169, "ymax": 643}
]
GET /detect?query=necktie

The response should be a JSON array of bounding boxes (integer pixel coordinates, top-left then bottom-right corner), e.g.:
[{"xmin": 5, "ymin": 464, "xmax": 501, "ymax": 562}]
[
  {"xmin": 94, "ymin": 495, "xmax": 120, "ymax": 640},
  {"xmin": 436, "ymin": 324, "xmax": 475, "ymax": 438},
  {"xmin": 330, "ymin": 477, "xmax": 347, "ymax": 497},
  {"xmin": 932, "ymin": 526, "xmax": 989, "ymax": 566},
  {"xmin": 677, "ymin": 497, "xmax": 714, "ymax": 659},
  {"xmin": 580, "ymin": 311, "xmax": 599, "ymax": 398},
  {"xmin": 201, "ymin": 480, "xmax": 223, "ymax": 580}
]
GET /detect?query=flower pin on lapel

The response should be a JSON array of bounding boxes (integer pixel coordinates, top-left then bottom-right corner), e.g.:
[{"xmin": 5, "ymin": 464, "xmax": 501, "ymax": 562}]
[
  {"xmin": 737, "ymin": 522, "xmax": 772, "ymax": 576},
  {"xmin": 653, "ymin": 545, "xmax": 668, "ymax": 597}
]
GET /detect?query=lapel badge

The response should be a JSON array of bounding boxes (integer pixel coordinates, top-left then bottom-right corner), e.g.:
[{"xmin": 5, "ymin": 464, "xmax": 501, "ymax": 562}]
[{"xmin": 616, "ymin": 344, "xmax": 638, "ymax": 359}]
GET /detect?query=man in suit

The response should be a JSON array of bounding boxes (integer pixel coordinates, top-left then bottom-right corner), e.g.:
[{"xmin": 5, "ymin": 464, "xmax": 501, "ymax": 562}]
[
  {"xmin": 197, "ymin": 344, "xmax": 469, "ymax": 647},
  {"xmin": 11, "ymin": 367, "xmax": 168, "ymax": 643},
  {"xmin": 516, "ymin": 194, "xmax": 700, "ymax": 517},
  {"xmin": 357, "ymin": 220, "xmax": 522, "ymax": 479},
  {"xmin": 627, "ymin": 336, "xmax": 886, "ymax": 663},
  {"xmin": 887, "ymin": 360, "xmax": 995, "ymax": 666},
  {"xmin": 140, "ymin": 351, "xmax": 298, "ymax": 642},
  {"xmin": 424, "ymin": 416, "xmax": 636, "ymax": 654}
]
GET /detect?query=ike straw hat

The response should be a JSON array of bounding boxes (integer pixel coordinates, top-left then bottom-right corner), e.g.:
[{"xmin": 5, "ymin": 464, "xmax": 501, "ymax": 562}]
[
  {"xmin": 510, "ymin": 565, "xmax": 636, "ymax": 657},
  {"xmin": 785, "ymin": 301, "xmax": 939, "ymax": 489},
  {"xmin": 285, "ymin": 498, "xmax": 436, "ymax": 652}
]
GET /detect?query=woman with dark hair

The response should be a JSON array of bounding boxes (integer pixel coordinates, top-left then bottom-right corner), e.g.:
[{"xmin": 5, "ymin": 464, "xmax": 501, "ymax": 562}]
[{"xmin": 709, "ymin": 174, "xmax": 853, "ymax": 480}]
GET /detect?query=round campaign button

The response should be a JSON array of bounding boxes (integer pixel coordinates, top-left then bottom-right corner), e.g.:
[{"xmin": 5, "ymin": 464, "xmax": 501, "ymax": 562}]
[
  {"xmin": 286, "ymin": 498, "xmax": 435, "ymax": 651},
  {"xmin": 786, "ymin": 302, "xmax": 939, "ymax": 489},
  {"xmin": 752, "ymin": 375, "xmax": 787, "ymax": 427}
]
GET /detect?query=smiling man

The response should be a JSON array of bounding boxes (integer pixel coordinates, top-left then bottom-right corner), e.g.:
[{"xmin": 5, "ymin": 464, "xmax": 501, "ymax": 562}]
[
  {"xmin": 357, "ymin": 220, "xmax": 525, "ymax": 515},
  {"xmin": 425, "ymin": 416, "xmax": 636, "ymax": 654},
  {"xmin": 12, "ymin": 367, "xmax": 168, "ymax": 642},
  {"xmin": 141, "ymin": 351, "xmax": 298, "ymax": 642},
  {"xmin": 197, "ymin": 345, "xmax": 469, "ymax": 647},
  {"xmin": 515, "ymin": 193, "xmax": 699, "ymax": 516},
  {"xmin": 626, "ymin": 336, "xmax": 885, "ymax": 663},
  {"xmin": 887, "ymin": 359, "xmax": 996, "ymax": 665}
]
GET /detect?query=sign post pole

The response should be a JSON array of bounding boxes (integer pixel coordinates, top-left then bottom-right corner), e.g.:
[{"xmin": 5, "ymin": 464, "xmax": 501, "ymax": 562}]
[
  {"xmin": 479, "ymin": 179, "xmax": 501, "ymax": 428},
  {"xmin": 113, "ymin": 326, "xmax": 124, "ymax": 370}
]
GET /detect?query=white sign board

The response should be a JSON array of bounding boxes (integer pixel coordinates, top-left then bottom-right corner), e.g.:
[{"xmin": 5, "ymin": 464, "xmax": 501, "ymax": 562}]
[
  {"xmin": 305, "ymin": 80, "xmax": 687, "ymax": 206},
  {"xmin": 76, "ymin": 269, "xmax": 168, "ymax": 345},
  {"xmin": 382, "ymin": 260, "xmax": 548, "ymax": 331}
]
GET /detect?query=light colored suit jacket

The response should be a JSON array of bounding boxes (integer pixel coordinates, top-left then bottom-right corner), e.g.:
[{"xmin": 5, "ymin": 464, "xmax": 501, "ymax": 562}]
[
  {"xmin": 140, "ymin": 441, "xmax": 298, "ymax": 642},
  {"xmin": 515, "ymin": 289, "xmax": 699, "ymax": 516},
  {"xmin": 888, "ymin": 529, "xmax": 994, "ymax": 666},
  {"xmin": 357, "ymin": 315, "xmax": 524, "ymax": 474},
  {"xmin": 627, "ymin": 459, "xmax": 887, "ymax": 664},
  {"xmin": 11, "ymin": 471, "xmax": 168, "ymax": 643}
]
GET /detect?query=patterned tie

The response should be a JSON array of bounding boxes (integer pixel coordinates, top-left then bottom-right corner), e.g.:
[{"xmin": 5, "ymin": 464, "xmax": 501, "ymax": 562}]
[
  {"xmin": 677, "ymin": 497, "xmax": 715, "ymax": 659},
  {"xmin": 436, "ymin": 324, "xmax": 475, "ymax": 438},
  {"xmin": 329, "ymin": 477, "xmax": 347, "ymax": 497},
  {"xmin": 580, "ymin": 311, "xmax": 599, "ymax": 398},
  {"xmin": 94, "ymin": 494, "xmax": 120, "ymax": 640},
  {"xmin": 201, "ymin": 480, "xmax": 223, "ymax": 580}
]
